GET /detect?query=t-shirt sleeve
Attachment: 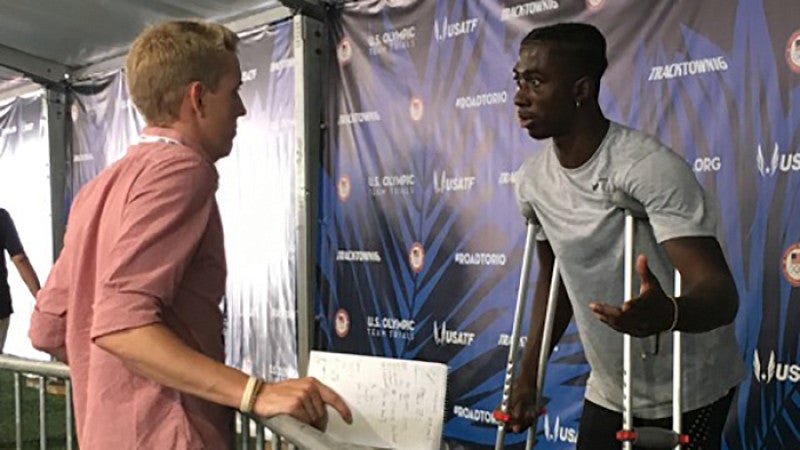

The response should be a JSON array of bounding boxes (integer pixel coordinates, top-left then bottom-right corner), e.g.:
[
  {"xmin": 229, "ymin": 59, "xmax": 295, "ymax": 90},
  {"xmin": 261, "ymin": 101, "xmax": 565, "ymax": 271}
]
[
  {"xmin": 0, "ymin": 209, "xmax": 25, "ymax": 257},
  {"xmin": 514, "ymin": 156, "xmax": 549, "ymax": 241},
  {"xmin": 90, "ymin": 155, "xmax": 217, "ymax": 341},
  {"xmin": 622, "ymin": 149, "xmax": 717, "ymax": 243}
]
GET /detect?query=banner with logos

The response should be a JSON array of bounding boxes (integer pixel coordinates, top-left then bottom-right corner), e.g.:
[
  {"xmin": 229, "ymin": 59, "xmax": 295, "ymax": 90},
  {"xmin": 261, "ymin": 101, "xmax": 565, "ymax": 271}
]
[
  {"xmin": 69, "ymin": 20, "xmax": 299, "ymax": 382},
  {"xmin": 0, "ymin": 91, "xmax": 53, "ymax": 359},
  {"xmin": 318, "ymin": 0, "xmax": 800, "ymax": 448}
]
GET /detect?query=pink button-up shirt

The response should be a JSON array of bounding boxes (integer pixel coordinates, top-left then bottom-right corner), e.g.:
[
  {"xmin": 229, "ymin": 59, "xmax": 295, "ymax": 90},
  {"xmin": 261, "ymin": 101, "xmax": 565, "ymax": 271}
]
[{"xmin": 30, "ymin": 127, "xmax": 231, "ymax": 449}]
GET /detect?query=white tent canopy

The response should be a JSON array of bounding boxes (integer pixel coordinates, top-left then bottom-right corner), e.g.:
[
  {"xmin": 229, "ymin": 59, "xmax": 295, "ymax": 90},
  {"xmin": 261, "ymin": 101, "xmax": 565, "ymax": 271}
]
[{"xmin": 0, "ymin": 0, "xmax": 330, "ymax": 91}]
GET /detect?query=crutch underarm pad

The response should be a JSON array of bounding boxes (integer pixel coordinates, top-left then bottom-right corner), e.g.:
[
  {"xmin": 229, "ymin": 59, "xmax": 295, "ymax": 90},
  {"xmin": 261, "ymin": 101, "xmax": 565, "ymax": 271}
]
[
  {"xmin": 610, "ymin": 191, "xmax": 647, "ymax": 219},
  {"xmin": 517, "ymin": 201, "xmax": 540, "ymax": 224}
]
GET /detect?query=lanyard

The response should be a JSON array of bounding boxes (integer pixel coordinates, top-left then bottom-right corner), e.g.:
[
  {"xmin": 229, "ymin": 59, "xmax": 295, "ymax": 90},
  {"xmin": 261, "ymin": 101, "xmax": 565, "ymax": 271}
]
[{"xmin": 138, "ymin": 135, "xmax": 183, "ymax": 146}]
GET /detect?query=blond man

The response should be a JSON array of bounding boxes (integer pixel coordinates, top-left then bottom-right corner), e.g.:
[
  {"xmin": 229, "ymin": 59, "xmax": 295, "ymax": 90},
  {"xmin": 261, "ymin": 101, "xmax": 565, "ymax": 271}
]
[{"xmin": 30, "ymin": 20, "xmax": 351, "ymax": 449}]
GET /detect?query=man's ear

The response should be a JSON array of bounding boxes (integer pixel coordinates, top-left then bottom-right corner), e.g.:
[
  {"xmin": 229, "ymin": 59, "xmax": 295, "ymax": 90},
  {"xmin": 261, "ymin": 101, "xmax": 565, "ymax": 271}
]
[
  {"xmin": 187, "ymin": 81, "xmax": 206, "ymax": 117},
  {"xmin": 573, "ymin": 76, "xmax": 593, "ymax": 106}
]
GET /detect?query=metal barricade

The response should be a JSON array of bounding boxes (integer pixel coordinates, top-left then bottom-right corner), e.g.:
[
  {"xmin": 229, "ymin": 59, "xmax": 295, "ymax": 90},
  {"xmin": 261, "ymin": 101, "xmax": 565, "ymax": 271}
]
[
  {"xmin": 0, "ymin": 355, "xmax": 378, "ymax": 450},
  {"xmin": 0, "ymin": 354, "xmax": 73, "ymax": 450}
]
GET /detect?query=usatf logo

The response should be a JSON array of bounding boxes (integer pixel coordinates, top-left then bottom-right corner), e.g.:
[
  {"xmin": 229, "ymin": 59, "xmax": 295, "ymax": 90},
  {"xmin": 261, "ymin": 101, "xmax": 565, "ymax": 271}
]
[
  {"xmin": 337, "ymin": 250, "xmax": 382, "ymax": 263},
  {"xmin": 433, "ymin": 321, "xmax": 476, "ymax": 346},
  {"xmin": 693, "ymin": 156, "xmax": 721, "ymax": 173},
  {"xmin": 337, "ymin": 37, "xmax": 352, "ymax": 64},
  {"xmin": 782, "ymin": 243, "xmax": 800, "ymax": 286},
  {"xmin": 367, "ymin": 316, "xmax": 415, "ymax": 340},
  {"xmin": 500, "ymin": 0, "xmax": 559, "ymax": 21},
  {"xmin": 335, "ymin": 308, "xmax": 350, "ymax": 338},
  {"xmin": 543, "ymin": 414, "xmax": 579, "ymax": 444},
  {"xmin": 455, "ymin": 91, "xmax": 508, "ymax": 109},
  {"xmin": 454, "ymin": 252, "xmax": 507, "ymax": 266},
  {"xmin": 409, "ymin": 242, "xmax": 425, "ymax": 273},
  {"xmin": 786, "ymin": 30, "xmax": 800, "ymax": 74},
  {"xmin": 753, "ymin": 349, "xmax": 800, "ymax": 383},
  {"xmin": 452, "ymin": 405, "xmax": 498, "ymax": 425},
  {"xmin": 433, "ymin": 170, "xmax": 476, "ymax": 194},
  {"xmin": 367, "ymin": 26, "xmax": 416, "ymax": 55},
  {"xmin": 338, "ymin": 111, "xmax": 381, "ymax": 126},
  {"xmin": 757, "ymin": 144, "xmax": 780, "ymax": 176},
  {"xmin": 434, "ymin": 17, "xmax": 479, "ymax": 42},
  {"xmin": 368, "ymin": 174, "xmax": 415, "ymax": 196},
  {"xmin": 757, "ymin": 143, "xmax": 800, "ymax": 176},
  {"xmin": 648, "ymin": 56, "xmax": 728, "ymax": 81},
  {"xmin": 409, "ymin": 96, "xmax": 424, "ymax": 121},
  {"xmin": 337, "ymin": 175, "xmax": 351, "ymax": 202},
  {"xmin": 586, "ymin": 0, "xmax": 605, "ymax": 9}
]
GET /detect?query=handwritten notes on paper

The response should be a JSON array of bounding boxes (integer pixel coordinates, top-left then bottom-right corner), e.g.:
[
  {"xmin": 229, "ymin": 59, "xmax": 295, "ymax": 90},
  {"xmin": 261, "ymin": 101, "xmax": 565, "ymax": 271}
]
[{"xmin": 308, "ymin": 351, "xmax": 448, "ymax": 450}]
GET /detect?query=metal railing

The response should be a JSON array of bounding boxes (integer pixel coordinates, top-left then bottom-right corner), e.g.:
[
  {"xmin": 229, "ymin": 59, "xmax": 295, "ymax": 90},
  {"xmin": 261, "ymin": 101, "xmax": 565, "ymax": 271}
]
[
  {"xmin": 0, "ymin": 355, "xmax": 378, "ymax": 450},
  {"xmin": 0, "ymin": 354, "xmax": 73, "ymax": 450}
]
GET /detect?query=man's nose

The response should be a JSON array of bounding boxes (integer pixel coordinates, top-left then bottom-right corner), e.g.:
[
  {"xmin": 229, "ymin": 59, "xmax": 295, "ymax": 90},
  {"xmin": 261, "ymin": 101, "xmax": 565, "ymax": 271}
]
[{"xmin": 513, "ymin": 91, "xmax": 528, "ymax": 108}]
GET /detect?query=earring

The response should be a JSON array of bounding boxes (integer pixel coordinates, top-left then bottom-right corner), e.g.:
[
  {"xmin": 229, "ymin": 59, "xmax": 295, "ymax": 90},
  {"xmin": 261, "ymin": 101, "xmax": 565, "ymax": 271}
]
[{"xmin": 575, "ymin": 100, "xmax": 582, "ymax": 108}]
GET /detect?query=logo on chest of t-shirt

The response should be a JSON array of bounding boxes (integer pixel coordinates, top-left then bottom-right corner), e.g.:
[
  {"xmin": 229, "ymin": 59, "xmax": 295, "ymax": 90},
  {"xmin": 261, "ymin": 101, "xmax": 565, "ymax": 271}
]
[{"xmin": 591, "ymin": 177, "xmax": 610, "ymax": 193}]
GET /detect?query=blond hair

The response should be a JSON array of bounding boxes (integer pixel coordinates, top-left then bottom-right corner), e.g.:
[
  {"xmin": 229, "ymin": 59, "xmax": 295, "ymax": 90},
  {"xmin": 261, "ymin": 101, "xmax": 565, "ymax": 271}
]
[{"xmin": 125, "ymin": 20, "xmax": 239, "ymax": 126}]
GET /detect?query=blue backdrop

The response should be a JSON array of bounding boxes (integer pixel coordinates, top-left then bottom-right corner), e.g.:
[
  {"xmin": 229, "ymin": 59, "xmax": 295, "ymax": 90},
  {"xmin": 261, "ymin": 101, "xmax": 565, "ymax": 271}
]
[{"xmin": 317, "ymin": 0, "xmax": 800, "ymax": 448}]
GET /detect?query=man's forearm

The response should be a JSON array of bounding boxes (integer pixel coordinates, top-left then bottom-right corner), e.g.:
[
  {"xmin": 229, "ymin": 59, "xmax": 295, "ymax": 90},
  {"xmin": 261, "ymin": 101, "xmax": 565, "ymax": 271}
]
[
  {"xmin": 675, "ymin": 273, "xmax": 738, "ymax": 332},
  {"xmin": 12, "ymin": 254, "xmax": 41, "ymax": 297},
  {"xmin": 94, "ymin": 323, "xmax": 248, "ymax": 409}
]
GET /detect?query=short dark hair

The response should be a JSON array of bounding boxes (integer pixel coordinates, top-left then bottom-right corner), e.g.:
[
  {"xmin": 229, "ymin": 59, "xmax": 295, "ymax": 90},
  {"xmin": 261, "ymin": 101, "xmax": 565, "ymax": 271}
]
[{"xmin": 521, "ymin": 22, "xmax": 608, "ymax": 86}]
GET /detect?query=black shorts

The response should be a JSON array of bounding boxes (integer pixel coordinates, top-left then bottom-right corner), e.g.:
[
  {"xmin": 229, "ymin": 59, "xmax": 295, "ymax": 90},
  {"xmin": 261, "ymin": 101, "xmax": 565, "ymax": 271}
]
[{"xmin": 576, "ymin": 389, "xmax": 735, "ymax": 450}]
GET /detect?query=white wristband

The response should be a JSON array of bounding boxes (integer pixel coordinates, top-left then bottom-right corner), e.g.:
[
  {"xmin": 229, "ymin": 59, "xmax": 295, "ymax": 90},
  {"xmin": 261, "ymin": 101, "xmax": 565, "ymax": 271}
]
[{"xmin": 667, "ymin": 296, "xmax": 679, "ymax": 332}]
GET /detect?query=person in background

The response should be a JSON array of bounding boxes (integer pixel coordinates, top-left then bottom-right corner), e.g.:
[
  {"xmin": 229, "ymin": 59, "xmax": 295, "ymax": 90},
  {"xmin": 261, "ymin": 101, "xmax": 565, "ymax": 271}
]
[
  {"xmin": 0, "ymin": 207, "xmax": 40, "ymax": 353},
  {"xmin": 29, "ymin": 20, "xmax": 351, "ymax": 449}
]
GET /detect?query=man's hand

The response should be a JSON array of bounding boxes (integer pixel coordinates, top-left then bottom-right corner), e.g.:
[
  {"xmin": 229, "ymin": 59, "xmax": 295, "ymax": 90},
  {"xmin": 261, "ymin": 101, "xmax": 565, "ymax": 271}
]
[
  {"xmin": 589, "ymin": 254, "xmax": 674, "ymax": 336},
  {"xmin": 502, "ymin": 377, "xmax": 539, "ymax": 433},
  {"xmin": 254, "ymin": 377, "xmax": 353, "ymax": 430}
]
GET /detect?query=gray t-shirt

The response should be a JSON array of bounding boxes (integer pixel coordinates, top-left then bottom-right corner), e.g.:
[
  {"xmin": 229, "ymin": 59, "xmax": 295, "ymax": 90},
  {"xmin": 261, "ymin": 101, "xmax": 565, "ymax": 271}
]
[{"xmin": 515, "ymin": 121, "xmax": 745, "ymax": 418}]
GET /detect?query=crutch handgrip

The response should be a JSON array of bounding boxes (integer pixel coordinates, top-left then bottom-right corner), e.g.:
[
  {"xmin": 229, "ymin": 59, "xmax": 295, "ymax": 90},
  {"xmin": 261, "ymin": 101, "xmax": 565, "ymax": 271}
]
[
  {"xmin": 617, "ymin": 427, "xmax": 690, "ymax": 447},
  {"xmin": 492, "ymin": 406, "xmax": 546, "ymax": 424}
]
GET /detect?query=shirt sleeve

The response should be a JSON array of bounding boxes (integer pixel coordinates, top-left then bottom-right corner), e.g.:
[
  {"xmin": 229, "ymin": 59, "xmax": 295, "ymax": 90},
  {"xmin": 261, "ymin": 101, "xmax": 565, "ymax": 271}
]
[
  {"xmin": 1, "ymin": 209, "xmax": 25, "ymax": 257},
  {"xmin": 90, "ymin": 154, "xmax": 217, "ymax": 341},
  {"xmin": 622, "ymin": 149, "xmax": 717, "ymax": 243},
  {"xmin": 29, "ymin": 252, "xmax": 69, "ymax": 352}
]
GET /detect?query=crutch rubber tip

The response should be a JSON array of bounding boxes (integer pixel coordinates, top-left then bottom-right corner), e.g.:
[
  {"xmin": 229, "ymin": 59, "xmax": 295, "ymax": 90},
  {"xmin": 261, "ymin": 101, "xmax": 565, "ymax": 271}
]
[
  {"xmin": 616, "ymin": 430, "xmax": 636, "ymax": 442},
  {"xmin": 493, "ymin": 410, "xmax": 511, "ymax": 422}
]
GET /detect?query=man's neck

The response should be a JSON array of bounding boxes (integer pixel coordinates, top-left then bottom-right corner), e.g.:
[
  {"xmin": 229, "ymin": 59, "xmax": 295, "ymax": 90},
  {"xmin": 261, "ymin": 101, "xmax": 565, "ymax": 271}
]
[{"xmin": 553, "ymin": 112, "xmax": 610, "ymax": 169}]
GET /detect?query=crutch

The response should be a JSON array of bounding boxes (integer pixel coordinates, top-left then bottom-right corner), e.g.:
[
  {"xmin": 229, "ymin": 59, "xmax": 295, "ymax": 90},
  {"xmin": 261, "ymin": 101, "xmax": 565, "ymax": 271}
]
[
  {"xmin": 611, "ymin": 191, "xmax": 690, "ymax": 449},
  {"xmin": 494, "ymin": 201, "xmax": 561, "ymax": 450}
]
